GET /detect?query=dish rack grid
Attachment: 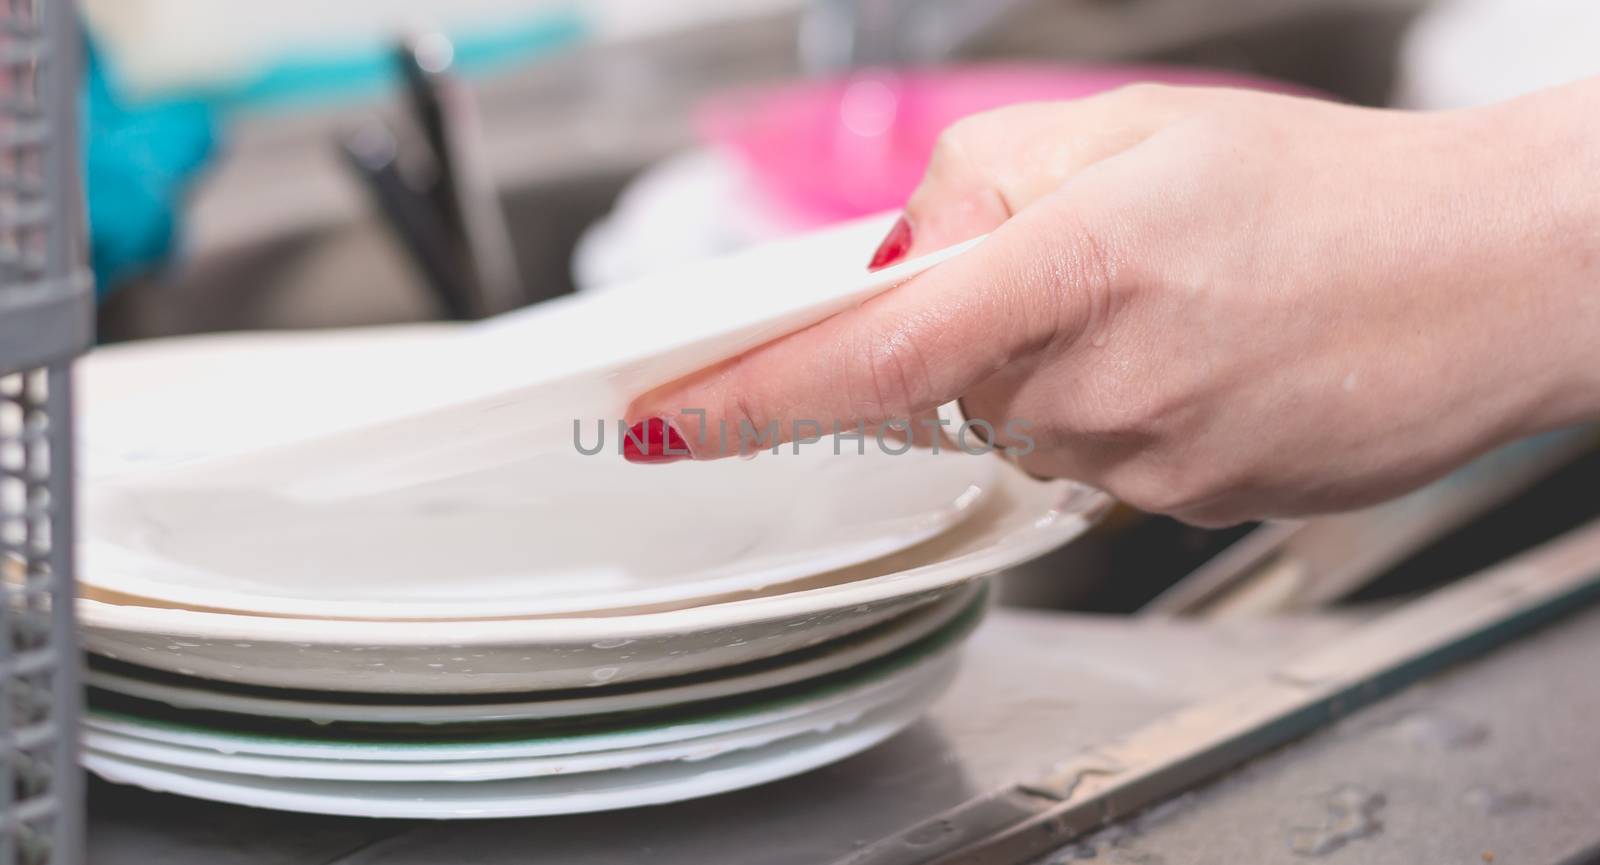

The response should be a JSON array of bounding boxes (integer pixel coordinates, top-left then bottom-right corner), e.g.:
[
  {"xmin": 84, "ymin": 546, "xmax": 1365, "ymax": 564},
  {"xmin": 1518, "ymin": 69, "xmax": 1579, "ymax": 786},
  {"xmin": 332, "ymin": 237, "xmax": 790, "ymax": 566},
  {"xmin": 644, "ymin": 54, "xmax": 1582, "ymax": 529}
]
[{"xmin": 0, "ymin": 0, "xmax": 91, "ymax": 863}]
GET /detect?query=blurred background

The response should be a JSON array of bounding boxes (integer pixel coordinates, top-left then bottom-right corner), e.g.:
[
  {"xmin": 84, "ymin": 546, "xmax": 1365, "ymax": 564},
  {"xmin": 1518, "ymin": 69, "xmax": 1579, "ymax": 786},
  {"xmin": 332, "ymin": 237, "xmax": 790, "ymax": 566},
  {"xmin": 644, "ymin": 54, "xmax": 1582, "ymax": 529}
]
[{"xmin": 79, "ymin": 0, "xmax": 1600, "ymax": 615}]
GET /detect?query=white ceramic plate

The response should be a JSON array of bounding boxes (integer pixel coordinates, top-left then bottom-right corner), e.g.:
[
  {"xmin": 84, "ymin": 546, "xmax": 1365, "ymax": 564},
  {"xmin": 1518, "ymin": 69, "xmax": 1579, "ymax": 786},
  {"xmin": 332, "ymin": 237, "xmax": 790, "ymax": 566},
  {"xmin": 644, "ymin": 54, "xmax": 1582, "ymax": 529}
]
[
  {"xmin": 77, "ymin": 221, "xmax": 995, "ymax": 620},
  {"xmin": 84, "ymin": 445, "xmax": 990, "ymax": 621},
  {"xmin": 75, "ymin": 325, "xmax": 460, "ymax": 482},
  {"xmin": 83, "ymin": 601, "xmax": 972, "ymax": 762},
  {"xmin": 82, "ymin": 440, "xmax": 990, "ymax": 620},
  {"xmin": 78, "ymin": 465, "xmax": 1109, "ymax": 693},
  {"xmin": 123, "ymin": 216, "xmax": 985, "ymax": 497},
  {"xmin": 84, "ymin": 582, "xmax": 981, "ymax": 724},
  {"xmin": 82, "ymin": 645, "xmax": 961, "ymax": 781},
  {"xmin": 79, "ymin": 340, "xmax": 990, "ymax": 624},
  {"xmin": 83, "ymin": 684, "xmax": 935, "ymax": 818}
]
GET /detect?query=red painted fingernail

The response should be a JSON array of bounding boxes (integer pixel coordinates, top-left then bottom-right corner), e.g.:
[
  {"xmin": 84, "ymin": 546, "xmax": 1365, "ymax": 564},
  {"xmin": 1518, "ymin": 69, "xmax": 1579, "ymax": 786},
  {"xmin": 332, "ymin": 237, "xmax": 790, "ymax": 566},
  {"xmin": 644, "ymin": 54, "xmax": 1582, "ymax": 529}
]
[
  {"xmin": 867, "ymin": 215, "xmax": 913, "ymax": 271},
  {"xmin": 622, "ymin": 417, "xmax": 692, "ymax": 464}
]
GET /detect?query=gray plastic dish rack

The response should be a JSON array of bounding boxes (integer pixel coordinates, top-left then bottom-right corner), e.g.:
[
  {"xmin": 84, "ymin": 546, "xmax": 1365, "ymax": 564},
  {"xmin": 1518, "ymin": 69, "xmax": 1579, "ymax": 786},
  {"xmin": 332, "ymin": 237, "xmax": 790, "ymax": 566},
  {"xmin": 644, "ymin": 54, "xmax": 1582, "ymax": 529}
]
[{"xmin": 0, "ymin": 0, "xmax": 92, "ymax": 864}]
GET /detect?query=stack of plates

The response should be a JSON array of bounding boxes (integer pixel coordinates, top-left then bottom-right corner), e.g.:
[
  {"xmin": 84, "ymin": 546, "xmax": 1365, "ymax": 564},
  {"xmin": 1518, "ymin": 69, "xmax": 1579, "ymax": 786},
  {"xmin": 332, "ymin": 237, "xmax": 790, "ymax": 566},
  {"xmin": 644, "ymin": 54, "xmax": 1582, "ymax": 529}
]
[
  {"xmin": 81, "ymin": 585, "xmax": 984, "ymax": 818},
  {"xmin": 70, "ymin": 222, "xmax": 1109, "ymax": 816}
]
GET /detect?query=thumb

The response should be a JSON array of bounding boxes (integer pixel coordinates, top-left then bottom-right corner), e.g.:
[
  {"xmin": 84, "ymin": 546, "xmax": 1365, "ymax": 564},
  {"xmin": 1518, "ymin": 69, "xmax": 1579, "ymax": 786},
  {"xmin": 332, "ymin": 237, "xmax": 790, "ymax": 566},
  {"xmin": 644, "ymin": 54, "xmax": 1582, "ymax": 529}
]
[{"xmin": 625, "ymin": 193, "xmax": 1111, "ymax": 460}]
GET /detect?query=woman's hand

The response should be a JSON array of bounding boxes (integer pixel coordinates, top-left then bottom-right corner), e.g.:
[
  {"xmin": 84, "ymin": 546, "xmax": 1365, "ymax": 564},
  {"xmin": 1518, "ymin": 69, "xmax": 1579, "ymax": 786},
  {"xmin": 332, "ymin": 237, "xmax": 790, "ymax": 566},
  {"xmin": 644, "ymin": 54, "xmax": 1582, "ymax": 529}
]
[{"xmin": 627, "ymin": 79, "xmax": 1600, "ymax": 526}]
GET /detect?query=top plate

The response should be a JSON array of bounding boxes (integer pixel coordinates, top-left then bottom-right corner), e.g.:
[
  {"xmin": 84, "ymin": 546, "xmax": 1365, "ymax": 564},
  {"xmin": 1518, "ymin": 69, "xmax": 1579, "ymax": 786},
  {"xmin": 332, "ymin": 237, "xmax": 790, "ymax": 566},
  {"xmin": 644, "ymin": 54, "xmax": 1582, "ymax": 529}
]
[
  {"xmin": 82, "ymin": 443, "xmax": 990, "ymax": 619},
  {"xmin": 79, "ymin": 464, "xmax": 1108, "ymax": 692},
  {"xmin": 76, "ymin": 219, "xmax": 995, "ymax": 619},
  {"xmin": 79, "ymin": 330, "xmax": 991, "ymax": 620},
  {"xmin": 116, "ymin": 215, "xmax": 984, "ymax": 498}
]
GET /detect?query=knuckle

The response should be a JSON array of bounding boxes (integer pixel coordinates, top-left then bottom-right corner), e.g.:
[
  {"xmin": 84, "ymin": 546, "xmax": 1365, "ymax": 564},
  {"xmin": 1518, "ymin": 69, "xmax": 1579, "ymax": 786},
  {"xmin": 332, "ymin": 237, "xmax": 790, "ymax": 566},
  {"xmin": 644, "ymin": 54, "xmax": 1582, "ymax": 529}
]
[
  {"xmin": 853, "ymin": 326, "xmax": 936, "ymax": 420},
  {"xmin": 725, "ymin": 388, "xmax": 762, "ymax": 435},
  {"xmin": 1172, "ymin": 506, "xmax": 1249, "ymax": 530},
  {"xmin": 1073, "ymin": 397, "xmax": 1158, "ymax": 442},
  {"xmin": 1024, "ymin": 207, "xmax": 1126, "ymax": 353},
  {"xmin": 925, "ymin": 126, "xmax": 969, "ymax": 178},
  {"xmin": 932, "ymin": 115, "xmax": 983, "ymax": 161},
  {"xmin": 1109, "ymin": 467, "xmax": 1196, "ymax": 516},
  {"xmin": 923, "ymin": 112, "xmax": 1009, "ymax": 190},
  {"xmin": 1064, "ymin": 216, "xmax": 1121, "ymax": 310},
  {"xmin": 1104, "ymin": 456, "xmax": 1230, "ymax": 517},
  {"xmin": 921, "ymin": 124, "xmax": 982, "ymax": 195},
  {"xmin": 714, "ymin": 364, "xmax": 776, "ymax": 452},
  {"xmin": 1104, "ymin": 81, "xmax": 1179, "ymax": 110},
  {"xmin": 1066, "ymin": 372, "xmax": 1165, "ymax": 442}
]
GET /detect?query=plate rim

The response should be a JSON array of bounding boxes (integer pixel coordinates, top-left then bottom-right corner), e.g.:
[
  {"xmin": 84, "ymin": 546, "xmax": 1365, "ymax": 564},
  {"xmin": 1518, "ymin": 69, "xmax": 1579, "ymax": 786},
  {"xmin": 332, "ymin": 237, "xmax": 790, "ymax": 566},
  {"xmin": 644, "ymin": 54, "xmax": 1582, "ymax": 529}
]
[
  {"xmin": 81, "ymin": 652, "xmax": 960, "ymax": 781},
  {"xmin": 79, "ymin": 454, "xmax": 993, "ymax": 620},
  {"xmin": 77, "ymin": 469, "xmax": 1109, "ymax": 645},
  {"xmin": 84, "ymin": 582, "xmax": 983, "ymax": 723},
  {"xmin": 82, "ymin": 695, "xmax": 930, "ymax": 819},
  {"xmin": 83, "ymin": 599, "xmax": 979, "ymax": 760}
]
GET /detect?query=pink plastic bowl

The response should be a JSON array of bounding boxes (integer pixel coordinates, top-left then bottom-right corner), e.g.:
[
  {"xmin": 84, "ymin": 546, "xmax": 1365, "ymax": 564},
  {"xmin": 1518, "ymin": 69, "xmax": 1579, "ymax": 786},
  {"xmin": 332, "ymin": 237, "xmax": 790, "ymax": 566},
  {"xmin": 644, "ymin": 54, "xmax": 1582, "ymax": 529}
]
[{"xmin": 699, "ymin": 64, "xmax": 1320, "ymax": 227}]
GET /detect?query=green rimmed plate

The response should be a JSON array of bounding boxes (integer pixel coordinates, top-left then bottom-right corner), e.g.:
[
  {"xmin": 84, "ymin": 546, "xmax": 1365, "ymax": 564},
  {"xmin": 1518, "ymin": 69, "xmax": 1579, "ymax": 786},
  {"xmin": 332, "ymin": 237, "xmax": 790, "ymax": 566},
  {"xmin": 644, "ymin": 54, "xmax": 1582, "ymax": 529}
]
[{"xmin": 84, "ymin": 588, "xmax": 982, "ymax": 763}]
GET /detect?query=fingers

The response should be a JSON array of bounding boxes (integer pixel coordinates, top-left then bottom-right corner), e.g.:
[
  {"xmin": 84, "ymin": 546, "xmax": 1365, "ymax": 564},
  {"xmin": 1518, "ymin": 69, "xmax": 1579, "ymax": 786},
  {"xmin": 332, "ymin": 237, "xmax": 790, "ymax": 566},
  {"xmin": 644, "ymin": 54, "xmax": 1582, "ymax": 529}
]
[
  {"xmin": 627, "ymin": 85, "xmax": 1198, "ymax": 462},
  {"xmin": 626, "ymin": 195, "xmax": 1115, "ymax": 459},
  {"xmin": 887, "ymin": 89, "xmax": 1194, "ymax": 262}
]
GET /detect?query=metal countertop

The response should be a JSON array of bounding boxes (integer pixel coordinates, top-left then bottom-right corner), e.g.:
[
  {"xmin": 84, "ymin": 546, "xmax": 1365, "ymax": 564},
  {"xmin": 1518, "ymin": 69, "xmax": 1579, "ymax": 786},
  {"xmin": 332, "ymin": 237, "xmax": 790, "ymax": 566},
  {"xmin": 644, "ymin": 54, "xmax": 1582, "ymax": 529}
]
[{"xmin": 1027, "ymin": 601, "xmax": 1600, "ymax": 865}]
